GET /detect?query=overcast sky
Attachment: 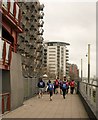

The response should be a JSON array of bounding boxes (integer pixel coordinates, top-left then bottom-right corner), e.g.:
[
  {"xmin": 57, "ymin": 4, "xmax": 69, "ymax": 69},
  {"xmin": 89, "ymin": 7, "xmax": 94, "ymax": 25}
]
[{"xmin": 40, "ymin": 0, "xmax": 97, "ymax": 78}]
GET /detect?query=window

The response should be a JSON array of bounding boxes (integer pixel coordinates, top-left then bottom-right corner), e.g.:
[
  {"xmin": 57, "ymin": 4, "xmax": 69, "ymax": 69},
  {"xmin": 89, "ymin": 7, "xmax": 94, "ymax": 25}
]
[
  {"xmin": 16, "ymin": 3, "xmax": 19, "ymax": 20},
  {"xmin": 2, "ymin": 0, "xmax": 8, "ymax": 9},
  {"xmin": 49, "ymin": 51, "xmax": 56, "ymax": 53},
  {"xmin": 49, "ymin": 54, "xmax": 55, "ymax": 56},
  {"xmin": 49, "ymin": 60, "xmax": 55, "ymax": 62},
  {"xmin": 49, "ymin": 67, "xmax": 55, "ymax": 69},
  {"xmin": 10, "ymin": 0, "xmax": 14, "ymax": 15},
  {"xmin": 49, "ymin": 48, "xmax": 56, "ymax": 50},
  {"xmin": 0, "ymin": 39, "xmax": 4, "ymax": 60},
  {"xmin": 6, "ymin": 42, "xmax": 10, "ymax": 61},
  {"xmin": 49, "ymin": 57, "xmax": 55, "ymax": 59}
]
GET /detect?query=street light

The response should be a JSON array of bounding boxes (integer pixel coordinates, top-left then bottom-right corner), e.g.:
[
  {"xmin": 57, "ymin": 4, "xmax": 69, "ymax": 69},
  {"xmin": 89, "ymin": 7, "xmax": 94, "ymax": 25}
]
[
  {"xmin": 81, "ymin": 58, "xmax": 83, "ymax": 81},
  {"xmin": 86, "ymin": 44, "xmax": 90, "ymax": 83}
]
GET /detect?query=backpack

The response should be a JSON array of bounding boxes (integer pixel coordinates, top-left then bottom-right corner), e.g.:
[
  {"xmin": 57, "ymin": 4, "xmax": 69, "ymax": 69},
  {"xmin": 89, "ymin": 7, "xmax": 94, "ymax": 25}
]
[
  {"xmin": 71, "ymin": 81, "xmax": 75, "ymax": 87},
  {"xmin": 55, "ymin": 80, "xmax": 59, "ymax": 86},
  {"xmin": 39, "ymin": 81, "xmax": 44, "ymax": 87},
  {"xmin": 62, "ymin": 82, "xmax": 67, "ymax": 89},
  {"xmin": 48, "ymin": 83, "xmax": 53, "ymax": 90}
]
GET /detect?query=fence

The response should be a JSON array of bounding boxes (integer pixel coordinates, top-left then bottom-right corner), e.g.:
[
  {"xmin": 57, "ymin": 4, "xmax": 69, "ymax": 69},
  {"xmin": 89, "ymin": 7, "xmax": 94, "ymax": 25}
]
[
  {"xmin": 0, "ymin": 93, "xmax": 10, "ymax": 114},
  {"xmin": 79, "ymin": 81, "xmax": 98, "ymax": 119}
]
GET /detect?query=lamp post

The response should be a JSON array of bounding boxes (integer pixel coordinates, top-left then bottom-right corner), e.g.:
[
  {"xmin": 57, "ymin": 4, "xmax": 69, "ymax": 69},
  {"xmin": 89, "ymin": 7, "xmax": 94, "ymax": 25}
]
[
  {"xmin": 81, "ymin": 59, "xmax": 83, "ymax": 81},
  {"xmin": 88, "ymin": 44, "xmax": 90, "ymax": 83}
]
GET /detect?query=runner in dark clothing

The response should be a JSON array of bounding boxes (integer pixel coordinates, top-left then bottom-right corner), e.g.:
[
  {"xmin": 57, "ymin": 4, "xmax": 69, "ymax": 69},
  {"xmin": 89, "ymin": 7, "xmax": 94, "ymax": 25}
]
[{"xmin": 48, "ymin": 80, "xmax": 54, "ymax": 101}]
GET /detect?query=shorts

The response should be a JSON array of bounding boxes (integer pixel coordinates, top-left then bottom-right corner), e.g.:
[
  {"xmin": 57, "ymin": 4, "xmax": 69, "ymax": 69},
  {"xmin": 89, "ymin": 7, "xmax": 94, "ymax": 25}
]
[{"xmin": 39, "ymin": 88, "xmax": 44, "ymax": 93}]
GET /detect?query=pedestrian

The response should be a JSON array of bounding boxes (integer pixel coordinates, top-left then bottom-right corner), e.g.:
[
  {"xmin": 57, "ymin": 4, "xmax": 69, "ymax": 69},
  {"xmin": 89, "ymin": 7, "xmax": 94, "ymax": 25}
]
[
  {"xmin": 70, "ymin": 80, "xmax": 75, "ymax": 94},
  {"xmin": 59, "ymin": 79, "xmax": 63, "ymax": 94},
  {"xmin": 37, "ymin": 77, "xmax": 45, "ymax": 98},
  {"xmin": 46, "ymin": 80, "xmax": 51, "ymax": 92},
  {"xmin": 66, "ymin": 80, "xmax": 69, "ymax": 94},
  {"xmin": 62, "ymin": 78, "xmax": 67, "ymax": 99},
  {"xmin": 48, "ymin": 80, "xmax": 54, "ymax": 101},
  {"xmin": 54, "ymin": 77, "xmax": 59, "ymax": 94}
]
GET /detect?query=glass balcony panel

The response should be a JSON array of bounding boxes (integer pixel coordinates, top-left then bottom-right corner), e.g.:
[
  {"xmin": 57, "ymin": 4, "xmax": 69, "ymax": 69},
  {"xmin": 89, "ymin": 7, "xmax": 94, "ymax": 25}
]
[
  {"xmin": 10, "ymin": 0, "xmax": 14, "ymax": 15},
  {"xmin": 0, "ymin": 39, "xmax": 4, "ymax": 60},
  {"xmin": 16, "ymin": 3, "xmax": 19, "ymax": 20},
  {"xmin": 0, "ymin": 25, "xmax": 2, "ymax": 37},
  {"xmin": 2, "ymin": 0, "xmax": 8, "ymax": 9},
  {"xmin": 6, "ymin": 42, "xmax": 10, "ymax": 61}
]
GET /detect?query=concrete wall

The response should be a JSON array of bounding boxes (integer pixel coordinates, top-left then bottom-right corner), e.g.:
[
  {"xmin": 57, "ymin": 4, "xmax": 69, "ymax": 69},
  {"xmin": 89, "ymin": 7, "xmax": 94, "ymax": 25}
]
[
  {"xmin": 10, "ymin": 52, "xmax": 24, "ymax": 110},
  {"xmin": 24, "ymin": 77, "xmax": 38, "ymax": 100},
  {"xmin": 2, "ymin": 70, "xmax": 10, "ymax": 93}
]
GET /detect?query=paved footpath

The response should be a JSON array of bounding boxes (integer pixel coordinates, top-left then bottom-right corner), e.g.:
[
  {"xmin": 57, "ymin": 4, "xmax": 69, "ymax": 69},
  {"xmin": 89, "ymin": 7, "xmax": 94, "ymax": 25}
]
[{"xmin": 3, "ymin": 93, "xmax": 89, "ymax": 118}]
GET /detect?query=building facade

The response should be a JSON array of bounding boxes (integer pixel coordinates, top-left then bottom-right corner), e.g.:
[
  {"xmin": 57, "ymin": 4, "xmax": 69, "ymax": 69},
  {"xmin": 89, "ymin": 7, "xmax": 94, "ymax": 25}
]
[
  {"xmin": 17, "ymin": 1, "xmax": 44, "ymax": 99},
  {"xmin": 1, "ymin": 0, "xmax": 44, "ymax": 114},
  {"xmin": 69, "ymin": 64, "xmax": 79, "ymax": 80},
  {"xmin": 43, "ymin": 42, "xmax": 70, "ymax": 79},
  {"xmin": 1, "ymin": 0, "xmax": 23, "ymax": 113}
]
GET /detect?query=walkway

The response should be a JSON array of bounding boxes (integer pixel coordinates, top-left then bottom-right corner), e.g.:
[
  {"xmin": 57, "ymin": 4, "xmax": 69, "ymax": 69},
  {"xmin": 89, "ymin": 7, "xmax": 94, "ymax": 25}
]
[{"xmin": 3, "ymin": 93, "xmax": 89, "ymax": 118}]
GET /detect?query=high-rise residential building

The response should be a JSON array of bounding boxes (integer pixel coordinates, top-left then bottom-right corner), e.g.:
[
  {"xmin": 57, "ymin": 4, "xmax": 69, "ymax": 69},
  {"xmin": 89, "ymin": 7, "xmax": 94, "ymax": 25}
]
[
  {"xmin": 43, "ymin": 42, "xmax": 70, "ymax": 79},
  {"xmin": 18, "ymin": 1, "xmax": 44, "ymax": 99}
]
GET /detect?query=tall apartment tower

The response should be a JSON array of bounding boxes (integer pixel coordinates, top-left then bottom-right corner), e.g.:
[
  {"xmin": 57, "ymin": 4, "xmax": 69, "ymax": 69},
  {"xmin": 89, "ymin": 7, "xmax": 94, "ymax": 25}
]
[
  {"xmin": 18, "ymin": 1, "xmax": 44, "ymax": 99},
  {"xmin": 43, "ymin": 42, "xmax": 70, "ymax": 79}
]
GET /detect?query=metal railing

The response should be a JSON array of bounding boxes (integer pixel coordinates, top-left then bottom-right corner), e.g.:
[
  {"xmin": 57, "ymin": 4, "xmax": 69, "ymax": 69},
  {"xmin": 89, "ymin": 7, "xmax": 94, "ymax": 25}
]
[
  {"xmin": 0, "ymin": 93, "xmax": 10, "ymax": 114},
  {"xmin": 79, "ymin": 80, "xmax": 98, "ymax": 118}
]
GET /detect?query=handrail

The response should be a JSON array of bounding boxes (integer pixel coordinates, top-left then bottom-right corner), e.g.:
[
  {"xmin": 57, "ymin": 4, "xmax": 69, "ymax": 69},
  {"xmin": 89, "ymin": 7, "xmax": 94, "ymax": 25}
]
[
  {"xmin": 79, "ymin": 81, "xmax": 97, "ymax": 118},
  {"xmin": 81, "ymin": 81, "xmax": 98, "ymax": 87},
  {"xmin": 0, "ymin": 93, "xmax": 10, "ymax": 96},
  {"xmin": 0, "ymin": 92, "xmax": 10, "ymax": 114}
]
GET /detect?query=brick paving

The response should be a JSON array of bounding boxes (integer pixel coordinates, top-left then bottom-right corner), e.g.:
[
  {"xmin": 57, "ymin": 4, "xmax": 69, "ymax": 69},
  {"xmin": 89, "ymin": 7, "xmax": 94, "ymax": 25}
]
[{"xmin": 3, "ymin": 92, "xmax": 89, "ymax": 118}]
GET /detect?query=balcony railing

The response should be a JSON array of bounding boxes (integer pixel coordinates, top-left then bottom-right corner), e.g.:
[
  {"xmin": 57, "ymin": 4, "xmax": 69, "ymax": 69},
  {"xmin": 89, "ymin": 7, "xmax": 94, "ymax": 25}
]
[
  {"xmin": 38, "ymin": 20, "xmax": 44, "ymax": 27},
  {"xmin": 0, "ymin": 93, "xmax": 10, "ymax": 114},
  {"xmin": 2, "ymin": 0, "xmax": 21, "ymax": 25},
  {"xmin": 79, "ymin": 81, "xmax": 98, "ymax": 118},
  {"xmin": 0, "ymin": 38, "xmax": 12, "ymax": 69},
  {"xmin": 38, "ymin": 4, "xmax": 44, "ymax": 11},
  {"xmin": 38, "ymin": 12, "xmax": 44, "ymax": 19}
]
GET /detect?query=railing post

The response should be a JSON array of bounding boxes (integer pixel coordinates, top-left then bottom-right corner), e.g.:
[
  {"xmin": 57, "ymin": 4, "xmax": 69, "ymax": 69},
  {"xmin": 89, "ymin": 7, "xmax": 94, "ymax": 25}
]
[
  {"xmin": 96, "ymin": 1, "xmax": 98, "ymax": 119},
  {"xmin": 7, "ymin": 94, "xmax": 10, "ymax": 111},
  {"xmin": 2, "ymin": 95, "xmax": 4, "ymax": 114},
  {"xmin": 77, "ymin": 81, "xmax": 79, "ymax": 94},
  {"xmin": 96, "ymin": 87, "xmax": 98, "ymax": 119}
]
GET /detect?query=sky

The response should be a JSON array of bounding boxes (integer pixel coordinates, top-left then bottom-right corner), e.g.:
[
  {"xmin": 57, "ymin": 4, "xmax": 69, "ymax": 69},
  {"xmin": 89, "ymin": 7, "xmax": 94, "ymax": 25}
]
[{"xmin": 40, "ymin": 0, "xmax": 97, "ymax": 78}]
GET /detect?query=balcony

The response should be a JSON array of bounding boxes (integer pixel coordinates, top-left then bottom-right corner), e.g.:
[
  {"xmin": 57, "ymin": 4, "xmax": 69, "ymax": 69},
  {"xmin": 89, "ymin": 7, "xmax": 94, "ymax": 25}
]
[
  {"xmin": 38, "ymin": 29, "xmax": 44, "ymax": 35},
  {"xmin": 2, "ymin": 0, "xmax": 22, "ymax": 32},
  {"xmin": 38, "ymin": 4, "xmax": 44, "ymax": 11},
  {"xmin": 66, "ymin": 58, "xmax": 69, "ymax": 61},
  {"xmin": 38, "ymin": 20, "xmax": 44, "ymax": 27},
  {"xmin": 66, "ymin": 53, "xmax": 69, "ymax": 55},
  {"xmin": 0, "ymin": 38, "xmax": 12, "ymax": 70},
  {"xmin": 66, "ymin": 49, "xmax": 69, "ymax": 52},
  {"xmin": 66, "ymin": 56, "xmax": 69, "ymax": 58},
  {"xmin": 36, "ymin": 44, "xmax": 43, "ymax": 52},
  {"xmin": 38, "ymin": 12, "xmax": 44, "ymax": 19}
]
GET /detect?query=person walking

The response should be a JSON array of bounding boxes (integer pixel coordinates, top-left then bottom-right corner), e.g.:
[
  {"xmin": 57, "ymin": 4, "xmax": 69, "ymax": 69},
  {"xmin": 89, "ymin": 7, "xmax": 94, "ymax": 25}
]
[
  {"xmin": 59, "ymin": 79, "xmax": 63, "ymax": 94},
  {"xmin": 48, "ymin": 80, "xmax": 54, "ymax": 101},
  {"xmin": 70, "ymin": 80, "xmax": 75, "ymax": 94},
  {"xmin": 46, "ymin": 80, "xmax": 51, "ymax": 92},
  {"xmin": 62, "ymin": 78, "xmax": 67, "ymax": 99},
  {"xmin": 54, "ymin": 77, "xmax": 59, "ymax": 94},
  {"xmin": 37, "ymin": 77, "xmax": 45, "ymax": 98},
  {"xmin": 66, "ymin": 80, "xmax": 69, "ymax": 94}
]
